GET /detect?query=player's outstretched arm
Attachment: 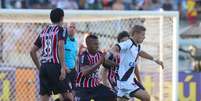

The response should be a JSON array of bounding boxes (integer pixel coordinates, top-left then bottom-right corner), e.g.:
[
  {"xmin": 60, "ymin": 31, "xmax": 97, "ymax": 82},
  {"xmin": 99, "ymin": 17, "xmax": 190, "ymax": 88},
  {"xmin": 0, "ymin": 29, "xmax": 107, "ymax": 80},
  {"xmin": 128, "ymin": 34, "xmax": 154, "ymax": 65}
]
[
  {"xmin": 139, "ymin": 51, "xmax": 164, "ymax": 69},
  {"xmin": 30, "ymin": 45, "xmax": 40, "ymax": 70}
]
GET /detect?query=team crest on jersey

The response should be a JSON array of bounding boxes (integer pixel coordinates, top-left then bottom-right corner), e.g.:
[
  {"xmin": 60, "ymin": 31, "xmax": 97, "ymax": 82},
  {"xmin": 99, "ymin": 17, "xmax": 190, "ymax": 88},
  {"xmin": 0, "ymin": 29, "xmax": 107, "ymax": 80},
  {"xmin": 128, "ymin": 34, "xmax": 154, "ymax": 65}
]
[{"xmin": 129, "ymin": 62, "xmax": 135, "ymax": 67}]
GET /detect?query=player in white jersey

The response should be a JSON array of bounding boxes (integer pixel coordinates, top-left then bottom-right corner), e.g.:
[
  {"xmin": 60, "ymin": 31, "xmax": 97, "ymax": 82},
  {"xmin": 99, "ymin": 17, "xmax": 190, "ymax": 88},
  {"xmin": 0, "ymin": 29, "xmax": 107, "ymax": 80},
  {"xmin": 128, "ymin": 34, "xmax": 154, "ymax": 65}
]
[{"xmin": 109, "ymin": 25, "xmax": 164, "ymax": 101}]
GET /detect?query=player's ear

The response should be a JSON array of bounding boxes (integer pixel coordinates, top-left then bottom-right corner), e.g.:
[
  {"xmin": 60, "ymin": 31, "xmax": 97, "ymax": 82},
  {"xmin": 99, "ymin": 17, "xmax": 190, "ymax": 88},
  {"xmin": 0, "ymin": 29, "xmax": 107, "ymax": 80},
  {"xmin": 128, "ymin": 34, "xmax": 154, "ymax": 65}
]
[{"xmin": 60, "ymin": 16, "xmax": 64, "ymax": 22}]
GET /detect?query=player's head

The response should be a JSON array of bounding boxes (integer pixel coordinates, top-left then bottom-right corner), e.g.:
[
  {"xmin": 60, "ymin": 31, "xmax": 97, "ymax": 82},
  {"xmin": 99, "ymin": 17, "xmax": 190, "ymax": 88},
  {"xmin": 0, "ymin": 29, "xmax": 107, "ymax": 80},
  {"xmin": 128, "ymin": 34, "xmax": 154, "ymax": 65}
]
[
  {"xmin": 68, "ymin": 22, "xmax": 76, "ymax": 36},
  {"xmin": 50, "ymin": 8, "xmax": 64, "ymax": 24},
  {"xmin": 117, "ymin": 31, "xmax": 130, "ymax": 43},
  {"xmin": 86, "ymin": 34, "xmax": 99, "ymax": 53},
  {"xmin": 130, "ymin": 25, "xmax": 146, "ymax": 44}
]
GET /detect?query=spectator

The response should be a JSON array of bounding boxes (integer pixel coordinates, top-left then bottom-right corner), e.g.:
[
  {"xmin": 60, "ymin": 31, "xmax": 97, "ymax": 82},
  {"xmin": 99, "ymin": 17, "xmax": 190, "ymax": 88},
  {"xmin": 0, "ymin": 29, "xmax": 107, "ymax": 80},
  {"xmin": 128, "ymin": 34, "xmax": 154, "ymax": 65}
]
[
  {"xmin": 85, "ymin": 0, "xmax": 103, "ymax": 10},
  {"xmin": 123, "ymin": 0, "xmax": 133, "ymax": 10},
  {"xmin": 134, "ymin": 0, "xmax": 144, "ymax": 10},
  {"xmin": 162, "ymin": 0, "xmax": 173, "ymax": 10},
  {"xmin": 102, "ymin": 0, "xmax": 113, "ymax": 10},
  {"xmin": 142, "ymin": 0, "xmax": 161, "ymax": 10},
  {"xmin": 78, "ymin": 0, "xmax": 85, "ymax": 9},
  {"xmin": 57, "ymin": 0, "xmax": 78, "ymax": 9},
  {"xmin": 186, "ymin": 0, "xmax": 198, "ymax": 25},
  {"xmin": 112, "ymin": 0, "xmax": 125, "ymax": 10}
]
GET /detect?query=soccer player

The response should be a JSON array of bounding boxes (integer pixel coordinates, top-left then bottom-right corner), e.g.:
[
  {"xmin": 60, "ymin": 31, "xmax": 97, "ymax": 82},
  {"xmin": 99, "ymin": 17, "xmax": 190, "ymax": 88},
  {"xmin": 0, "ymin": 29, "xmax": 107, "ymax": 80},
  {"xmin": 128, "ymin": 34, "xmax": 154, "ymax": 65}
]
[
  {"xmin": 30, "ymin": 8, "xmax": 73, "ymax": 101},
  {"xmin": 101, "ymin": 31, "xmax": 144, "ymax": 97},
  {"xmin": 75, "ymin": 35, "xmax": 116, "ymax": 101},
  {"xmin": 110, "ymin": 25, "xmax": 164, "ymax": 101}
]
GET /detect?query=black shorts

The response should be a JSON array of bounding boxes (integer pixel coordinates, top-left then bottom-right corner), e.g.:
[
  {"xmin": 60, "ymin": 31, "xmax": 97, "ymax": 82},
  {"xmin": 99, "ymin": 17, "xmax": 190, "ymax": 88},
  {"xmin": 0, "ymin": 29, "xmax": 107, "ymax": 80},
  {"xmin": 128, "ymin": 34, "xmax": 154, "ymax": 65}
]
[
  {"xmin": 66, "ymin": 68, "xmax": 77, "ymax": 90},
  {"xmin": 75, "ymin": 84, "xmax": 116, "ymax": 101},
  {"xmin": 129, "ymin": 78, "xmax": 145, "ymax": 97},
  {"xmin": 39, "ymin": 63, "xmax": 71, "ymax": 95}
]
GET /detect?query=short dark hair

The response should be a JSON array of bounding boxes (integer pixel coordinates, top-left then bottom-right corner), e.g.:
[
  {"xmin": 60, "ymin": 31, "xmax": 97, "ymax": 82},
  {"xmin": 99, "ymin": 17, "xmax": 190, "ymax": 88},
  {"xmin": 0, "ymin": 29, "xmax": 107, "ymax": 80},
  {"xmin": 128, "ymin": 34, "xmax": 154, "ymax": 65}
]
[
  {"xmin": 131, "ymin": 25, "xmax": 146, "ymax": 35},
  {"xmin": 50, "ymin": 8, "xmax": 64, "ymax": 23},
  {"xmin": 86, "ymin": 34, "xmax": 98, "ymax": 43},
  {"xmin": 117, "ymin": 31, "xmax": 129, "ymax": 43}
]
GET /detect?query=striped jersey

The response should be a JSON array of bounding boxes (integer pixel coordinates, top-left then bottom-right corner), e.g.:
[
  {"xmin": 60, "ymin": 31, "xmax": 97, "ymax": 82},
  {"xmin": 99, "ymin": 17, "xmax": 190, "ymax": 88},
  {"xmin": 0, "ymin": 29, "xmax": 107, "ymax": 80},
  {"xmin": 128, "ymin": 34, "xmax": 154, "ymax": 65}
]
[
  {"xmin": 34, "ymin": 24, "xmax": 66, "ymax": 64},
  {"xmin": 104, "ymin": 52, "xmax": 120, "ymax": 89},
  {"xmin": 76, "ymin": 50, "xmax": 103, "ymax": 88}
]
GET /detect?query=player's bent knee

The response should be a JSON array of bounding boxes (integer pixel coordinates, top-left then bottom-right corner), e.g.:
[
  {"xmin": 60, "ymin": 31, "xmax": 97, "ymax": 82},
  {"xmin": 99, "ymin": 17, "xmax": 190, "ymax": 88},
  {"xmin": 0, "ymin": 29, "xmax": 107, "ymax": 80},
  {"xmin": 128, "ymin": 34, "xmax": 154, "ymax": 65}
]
[
  {"xmin": 61, "ymin": 93, "xmax": 73, "ymax": 101},
  {"xmin": 117, "ymin": 97, "xmax": 128, "ymax": 101},
  {"xmin": 141, "ymin": 94, "xmax": 150, "ymax": 101}
]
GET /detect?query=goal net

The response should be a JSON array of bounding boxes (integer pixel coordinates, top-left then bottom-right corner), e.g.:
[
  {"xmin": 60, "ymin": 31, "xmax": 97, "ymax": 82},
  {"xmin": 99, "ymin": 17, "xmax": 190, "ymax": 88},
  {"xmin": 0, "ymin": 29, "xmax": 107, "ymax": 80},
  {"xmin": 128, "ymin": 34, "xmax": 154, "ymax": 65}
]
[{"xmin": 0, "ymin": 10, "xmax": 178, "ymax": 101}]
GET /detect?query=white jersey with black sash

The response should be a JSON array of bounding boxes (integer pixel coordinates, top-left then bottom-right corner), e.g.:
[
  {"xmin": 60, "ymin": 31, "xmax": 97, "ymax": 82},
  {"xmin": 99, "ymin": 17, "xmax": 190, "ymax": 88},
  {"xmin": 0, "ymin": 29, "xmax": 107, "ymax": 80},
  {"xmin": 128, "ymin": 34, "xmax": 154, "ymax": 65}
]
[{"xmin": 116, "ymin": 38, "xmax": 141, "ymax": 83}]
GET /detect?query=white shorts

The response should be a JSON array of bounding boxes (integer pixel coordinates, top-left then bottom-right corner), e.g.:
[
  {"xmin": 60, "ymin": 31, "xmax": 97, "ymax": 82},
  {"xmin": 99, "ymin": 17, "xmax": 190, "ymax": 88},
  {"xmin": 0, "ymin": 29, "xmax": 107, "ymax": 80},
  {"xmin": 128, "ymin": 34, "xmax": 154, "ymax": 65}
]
[{"xmin": 117, "ymin": 79, "xmax": 145, "ymax": 98}]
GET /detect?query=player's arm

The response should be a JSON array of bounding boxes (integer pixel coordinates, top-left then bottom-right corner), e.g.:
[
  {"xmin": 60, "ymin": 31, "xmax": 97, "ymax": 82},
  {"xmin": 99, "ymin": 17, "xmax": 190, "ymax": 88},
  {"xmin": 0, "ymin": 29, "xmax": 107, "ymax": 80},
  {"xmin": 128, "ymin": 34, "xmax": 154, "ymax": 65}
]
[
  {"xmin": 58, "ymin": 27, "xmax": 68, "ymax": 80},
  {"xmin": 30, "ymin": 45, "xmax": 40, "ymax": 70},
  {"xmin": 109, "ymin": 45, "xmax": 120, "ymax": 55},
  {"xmin": 58, "ymin": 39, "xmax": 67, "ymax": 70},
  {"xmin": 134, "ymin": 65, "xmax": 142, "ymax": 83},
  {"xmin": 139, "ymin": 51, "xmax": 164, "ymax": 69},
  {"xmin": 80, "ymin": 54, "xmax": 104, "ymax": 76},
  {"xmin": 99, "ymin": 67, "xmax": 112, "ymax": 88},
  {"xmin": 30, "ymin": 36, "xmax": 41, "ymax": 70},
  {"xmin": 138, "ymin": 51, "xmax": 154, "ymax": 60},
  {"xmin": 103, "ymin": 51, "xmax": 117, "ymax": 67},
  {"xmin": 109, "ymin": 39, "xmax": 133, "ymax": 57}
]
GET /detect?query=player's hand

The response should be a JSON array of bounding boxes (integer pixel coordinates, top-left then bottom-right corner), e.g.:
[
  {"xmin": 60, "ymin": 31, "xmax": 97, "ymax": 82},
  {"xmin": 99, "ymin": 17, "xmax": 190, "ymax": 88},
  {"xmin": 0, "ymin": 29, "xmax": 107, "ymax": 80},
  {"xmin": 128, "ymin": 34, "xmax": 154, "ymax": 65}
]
[
  {"xmin": 98, "ymin": 53, "xmax": 106, "ymax": 65},
  {"xmin": 154, "ymin": 59, "xmax": 164, "ymax": 69},
  {"xmin": 59, "ymin": 66, "xmax": 66, "ymax": 80}
]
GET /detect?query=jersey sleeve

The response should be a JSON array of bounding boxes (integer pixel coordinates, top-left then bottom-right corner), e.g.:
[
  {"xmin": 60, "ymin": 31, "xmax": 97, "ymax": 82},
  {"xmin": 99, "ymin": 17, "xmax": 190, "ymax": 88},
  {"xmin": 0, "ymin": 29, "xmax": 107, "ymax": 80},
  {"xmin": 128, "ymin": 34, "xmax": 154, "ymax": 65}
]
[
  {"xmin": 58, "ymin": 26, "xmax": 66, "ymax": 41},
  {"xmin": 34, "ymin": 35, "xmax": 42, "ymax": 48},
  {"xmin": 116, "ymin": 39, "xmax": 133, "ymax": 51},
  {"xmin": 78, "ymin": 52, "xmax": 89, "ymax": 68}
]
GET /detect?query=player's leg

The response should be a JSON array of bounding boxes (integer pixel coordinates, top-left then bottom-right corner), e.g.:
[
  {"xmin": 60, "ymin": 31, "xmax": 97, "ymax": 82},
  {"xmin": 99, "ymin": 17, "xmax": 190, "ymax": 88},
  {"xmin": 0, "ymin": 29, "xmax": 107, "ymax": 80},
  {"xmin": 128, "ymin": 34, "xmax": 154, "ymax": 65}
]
[
  {"xmin": 61, "ymin": 92, "xmax": 74, "ymax": 101},
  {"xmin": 68, "ymin": 69, "xmax": 77, "ymax": 96},
  {"xmin": 57, "ymin": 69, "xmax": 77, "ymax": 101},
  {"xmin": 94, "ymin": 84, "xmax": 117, "ymax": 101},
  {"xmin": 47, "ymin": 64, "xmax": 73, "ymax": 101},
  {"xmin": 74, "ymin": 88, "xmax": 91, "ymax": 101},
  {"xmin": 39, "ymin": 64, "xmax": 51, "ymax": 101},
  {"xmin": 130, "ymin": 89, "xmax": 150, "ymax": 101},
  {"xmin": 117, "ymin": 96, "xmax": 129, "ymax": 101},
  {"xmin": 40, "ymin": 95, "xmax": 49, "ymax": 101}
]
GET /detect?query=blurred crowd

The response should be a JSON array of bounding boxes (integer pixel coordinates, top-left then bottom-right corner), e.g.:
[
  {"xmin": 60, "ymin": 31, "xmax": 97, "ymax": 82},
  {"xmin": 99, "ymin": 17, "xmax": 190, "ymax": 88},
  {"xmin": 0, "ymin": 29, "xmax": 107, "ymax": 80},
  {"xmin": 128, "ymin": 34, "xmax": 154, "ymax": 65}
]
[
  {"xmin": 0, "ymin": 0, "xmax": 176, "ymax": 10},
  {"xmin": 1, "ymin": 0, "xmax": 201, "ymax": 25}
]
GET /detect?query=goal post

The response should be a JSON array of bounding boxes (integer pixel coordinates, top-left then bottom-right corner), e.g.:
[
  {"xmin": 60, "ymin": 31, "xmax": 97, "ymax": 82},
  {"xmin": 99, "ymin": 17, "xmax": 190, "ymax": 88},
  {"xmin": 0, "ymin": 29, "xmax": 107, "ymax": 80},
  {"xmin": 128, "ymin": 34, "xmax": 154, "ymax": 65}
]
[{"xmin": 0, "ymin": 9, "xmax": 178, "ymax": 101}]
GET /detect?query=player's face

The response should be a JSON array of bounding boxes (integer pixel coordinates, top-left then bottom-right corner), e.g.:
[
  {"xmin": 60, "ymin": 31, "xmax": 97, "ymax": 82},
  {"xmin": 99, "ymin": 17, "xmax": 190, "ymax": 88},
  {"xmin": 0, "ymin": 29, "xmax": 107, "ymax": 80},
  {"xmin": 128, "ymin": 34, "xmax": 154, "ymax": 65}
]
[
  {"xmin": 133, "ymin": 31, "xmax": 145, "ymax": 43},
  {"xmin": 87, "ymin": 39, "xmax": 99, "ymax": 52},
  {"xmin": 68, "ymin": 23, "xmax": 76, "ymax": 36}
]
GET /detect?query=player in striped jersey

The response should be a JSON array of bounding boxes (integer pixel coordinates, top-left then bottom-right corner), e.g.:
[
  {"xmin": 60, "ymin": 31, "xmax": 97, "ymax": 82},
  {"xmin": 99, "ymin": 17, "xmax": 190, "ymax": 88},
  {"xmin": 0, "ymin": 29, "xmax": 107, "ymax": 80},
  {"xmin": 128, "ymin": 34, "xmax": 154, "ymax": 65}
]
[
  {"xmin": 109, "ymin": 25, "xmax": 164, "ymax": 101},
  {"xmin": 75, "ymin": 35, "xmax": 116, "ymax": 101},
  {"xmin": 30, "ymin": 8, "xmax": 73, "ymax": 101}
]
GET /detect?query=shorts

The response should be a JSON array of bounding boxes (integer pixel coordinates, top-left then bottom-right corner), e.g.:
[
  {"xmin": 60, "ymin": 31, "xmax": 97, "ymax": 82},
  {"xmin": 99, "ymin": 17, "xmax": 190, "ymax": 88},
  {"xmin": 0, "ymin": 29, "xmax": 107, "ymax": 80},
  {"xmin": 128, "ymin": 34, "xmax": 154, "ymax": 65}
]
[
  {"xmin": 75, "ymin": 84, "xmax": 116, "ymax": 101},
  {"xmin": 66, "ymin": 68, "xmax": 77, "ymax": 90},
  {"xmin": 117, "ymin": 78, "xmax": 145, "ymax": 99},
  {"xmin": 39, "ymin": 63, "xmax": 71, "ymax": 95}
]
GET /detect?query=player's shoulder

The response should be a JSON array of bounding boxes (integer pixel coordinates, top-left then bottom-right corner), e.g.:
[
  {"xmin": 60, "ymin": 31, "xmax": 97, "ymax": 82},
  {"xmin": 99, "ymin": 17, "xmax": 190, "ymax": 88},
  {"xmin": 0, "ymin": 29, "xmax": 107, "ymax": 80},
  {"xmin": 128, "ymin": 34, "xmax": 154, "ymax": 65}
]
[
  {"xmin": 58, "ymin": 25, "xmax": 64, "ymax": 31},
  {"xmin": 129, "ymin": 38, "xmax": 138, "ymax": 48},
  {"xmin": 97, "ymin": 50, "xmax": 103, "ymax": 55},
  {"xmin": 80, "ymin": 50, "xmax": 88, "ymax": 56}
]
